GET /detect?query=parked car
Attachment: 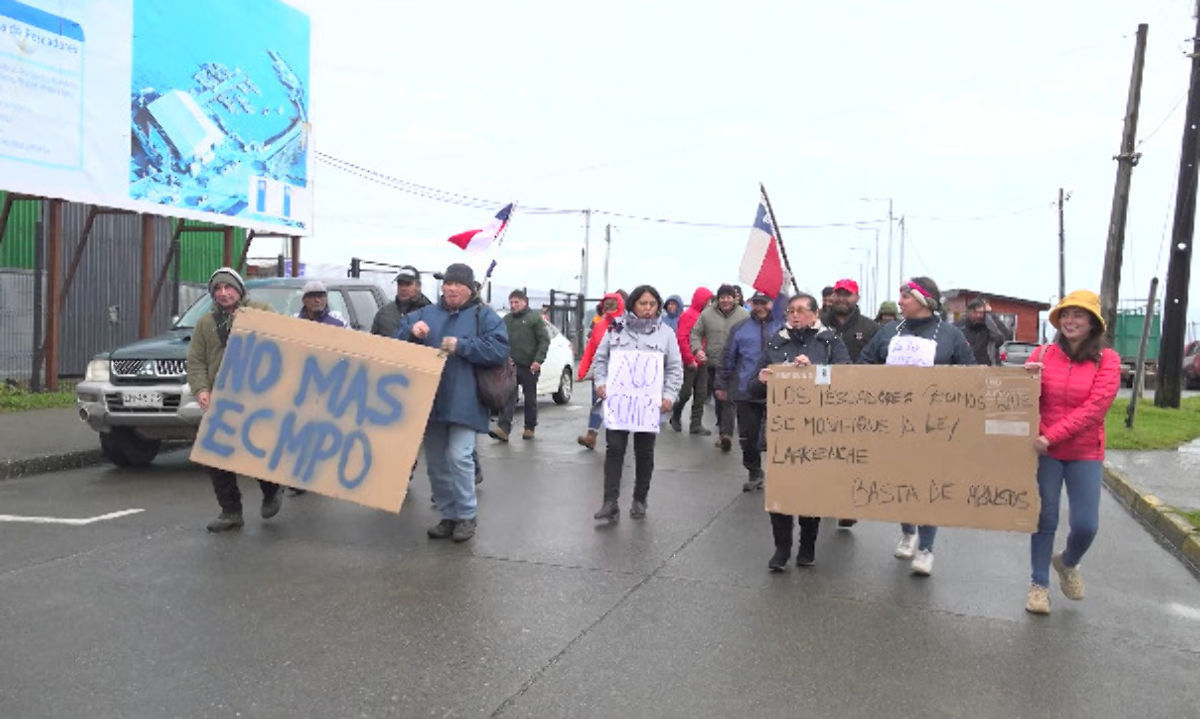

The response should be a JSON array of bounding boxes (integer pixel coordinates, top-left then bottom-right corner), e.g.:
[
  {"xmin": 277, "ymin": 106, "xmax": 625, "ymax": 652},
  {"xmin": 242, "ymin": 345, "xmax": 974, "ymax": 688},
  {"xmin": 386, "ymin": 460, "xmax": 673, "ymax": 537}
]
[
  {"xmin": 999, "ymin": 340, "xmax": 1037, "ymax": 366},
  {"xmin": 1183, "ymin": 341, "xmax": 1200, "ymax": 389},
  {"xmin": 75, "ymin": 278, "xmax": 388, "ymax": 467}
]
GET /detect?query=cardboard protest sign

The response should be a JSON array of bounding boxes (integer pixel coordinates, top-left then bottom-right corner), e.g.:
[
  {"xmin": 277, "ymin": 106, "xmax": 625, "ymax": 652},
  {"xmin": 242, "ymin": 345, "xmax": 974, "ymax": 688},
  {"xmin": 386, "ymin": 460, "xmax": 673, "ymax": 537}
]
[
  {"xmin": 765, "ymin": 365, "xmax": 1041, "ymax": 531},
  {"xmin": 189, "ymin": 309, "xmax": 445, "ymax": 513},
  {"xmin": 604, "ymin": 350, "xmax": 665, "ymax": 433}
]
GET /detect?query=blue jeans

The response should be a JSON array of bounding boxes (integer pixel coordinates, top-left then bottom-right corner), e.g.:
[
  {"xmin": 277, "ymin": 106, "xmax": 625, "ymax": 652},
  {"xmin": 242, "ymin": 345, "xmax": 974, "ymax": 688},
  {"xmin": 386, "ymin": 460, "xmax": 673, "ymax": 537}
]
[
  {"xmin": 900, "ymin": 523, "xmax": 938, "ymax": 552},
  {"xmin": 423, "ymin": 421, "xmax": 478, "ymax": 520},
  {"xmin": 587, "ymin": 384, "xmax": 603, "ymax": 431},
  {"xmin": 1030, "ymin": 456, "xmax": 1101, "ymax": 587}
]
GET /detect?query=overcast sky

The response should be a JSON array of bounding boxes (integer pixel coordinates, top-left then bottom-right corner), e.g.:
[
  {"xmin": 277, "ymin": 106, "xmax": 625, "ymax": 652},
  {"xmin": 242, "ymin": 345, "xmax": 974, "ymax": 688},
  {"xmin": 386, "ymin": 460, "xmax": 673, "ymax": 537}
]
[{"xmin": 302, "ymin": 0, "xmax": 1197, "ymax": 325}]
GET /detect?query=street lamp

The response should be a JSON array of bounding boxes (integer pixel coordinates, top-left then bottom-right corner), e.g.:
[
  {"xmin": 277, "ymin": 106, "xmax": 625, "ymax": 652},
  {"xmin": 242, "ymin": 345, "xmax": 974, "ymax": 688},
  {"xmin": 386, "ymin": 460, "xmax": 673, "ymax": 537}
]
[
  {"xmin": 844, "ymin": 245, "xmax": 872, "ymax": 312},
  {"xmin": 859, "ymin": 197, "xmax": 894, "ymax": 295},
  {"xmin": 856, "ymin": 226, "xmax": 881, "ymax": 313}
]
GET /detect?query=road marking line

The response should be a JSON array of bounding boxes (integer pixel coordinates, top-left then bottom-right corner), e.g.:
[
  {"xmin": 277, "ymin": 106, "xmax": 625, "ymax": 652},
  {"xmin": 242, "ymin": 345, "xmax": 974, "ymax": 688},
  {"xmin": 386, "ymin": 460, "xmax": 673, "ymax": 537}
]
[
  {"xmin": 1167, "ymin": 602, "xmax": 1200, "ymax": 621},
  {"xmin": 0, "ymin": 508, "xmax": 145, "ymax": 526}
]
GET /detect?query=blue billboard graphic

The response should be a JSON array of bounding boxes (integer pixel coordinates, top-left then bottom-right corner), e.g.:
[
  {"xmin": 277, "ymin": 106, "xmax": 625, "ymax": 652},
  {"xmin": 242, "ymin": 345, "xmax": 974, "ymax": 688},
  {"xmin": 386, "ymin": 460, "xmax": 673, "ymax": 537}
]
[{"xmin": 129, "ymin": 0, "xmax": 311, "ymax": 230}]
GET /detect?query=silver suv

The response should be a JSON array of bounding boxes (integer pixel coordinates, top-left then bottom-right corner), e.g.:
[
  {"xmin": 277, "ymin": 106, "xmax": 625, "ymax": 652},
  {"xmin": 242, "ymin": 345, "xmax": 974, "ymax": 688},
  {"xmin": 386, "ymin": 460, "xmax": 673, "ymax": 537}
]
[{"xmin": 75, "ymin": 278, "xmax": 387, "ymax": 466}]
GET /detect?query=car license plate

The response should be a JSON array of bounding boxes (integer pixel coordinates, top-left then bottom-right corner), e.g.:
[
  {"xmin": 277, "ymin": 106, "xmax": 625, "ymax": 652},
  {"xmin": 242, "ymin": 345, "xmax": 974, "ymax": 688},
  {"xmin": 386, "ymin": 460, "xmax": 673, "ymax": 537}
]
[{"xmin": 121, "ymin": 391, "xmax": 164, "ymax": 409}]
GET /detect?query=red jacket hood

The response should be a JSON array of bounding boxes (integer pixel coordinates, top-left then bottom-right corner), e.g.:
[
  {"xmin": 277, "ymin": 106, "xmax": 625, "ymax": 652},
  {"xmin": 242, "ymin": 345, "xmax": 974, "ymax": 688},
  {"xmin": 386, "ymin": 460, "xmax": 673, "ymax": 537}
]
[
  {"xmin": 603, "ymin": 292, "xmax": 625, "ymax": 321},
  {"xmin": 689, "ymin": 287, "xmax": 713, "ymax": 312}
]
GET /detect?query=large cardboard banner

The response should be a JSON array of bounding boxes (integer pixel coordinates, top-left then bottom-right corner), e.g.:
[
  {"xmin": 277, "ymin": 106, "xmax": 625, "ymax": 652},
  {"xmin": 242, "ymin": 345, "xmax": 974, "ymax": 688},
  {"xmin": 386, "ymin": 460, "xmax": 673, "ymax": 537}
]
[
  {"xmin": 0, "ymin": 0, "xmax": 311, "ymax": 233},
  {"xmin": 189, "ymin": 310, "xmax": 444, "ymax": 513},
  {"xmin": 603, "ymin": 350, "xmax": 664, "ymax": 433},
  {"xmin": 765, "ymin": 365, "xmax": 1041, "ymax": 531}
]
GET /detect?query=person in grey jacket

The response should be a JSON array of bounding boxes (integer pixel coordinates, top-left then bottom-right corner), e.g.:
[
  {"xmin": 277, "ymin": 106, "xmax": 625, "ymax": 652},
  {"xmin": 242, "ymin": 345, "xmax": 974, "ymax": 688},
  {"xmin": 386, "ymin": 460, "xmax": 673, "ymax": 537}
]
[
  {"xmin": 591, "ymin": 284, "xmax": 684, "ymax": 521},
  {"xmin": 690, "ymin": 283, "xmax": 749, "ymax": 451},
  {"xmin": 371, "ymin": 265, "xmax": 433, "ymax": 338}
]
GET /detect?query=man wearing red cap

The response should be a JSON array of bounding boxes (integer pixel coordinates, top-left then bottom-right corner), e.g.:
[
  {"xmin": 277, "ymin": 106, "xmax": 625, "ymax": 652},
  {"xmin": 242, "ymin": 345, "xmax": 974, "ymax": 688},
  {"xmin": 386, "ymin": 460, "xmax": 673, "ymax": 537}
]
[{"xmin": 822, "ymin": 279, "xmax": 878, "ymax": 362}]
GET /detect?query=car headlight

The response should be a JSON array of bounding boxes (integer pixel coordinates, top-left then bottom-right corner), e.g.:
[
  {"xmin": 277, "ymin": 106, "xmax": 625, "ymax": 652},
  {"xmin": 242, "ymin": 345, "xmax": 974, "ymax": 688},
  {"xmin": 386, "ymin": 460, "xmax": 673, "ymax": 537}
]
[{"xmin": 85, "ymin": 359, "xmax": 110, "ymax": 382}]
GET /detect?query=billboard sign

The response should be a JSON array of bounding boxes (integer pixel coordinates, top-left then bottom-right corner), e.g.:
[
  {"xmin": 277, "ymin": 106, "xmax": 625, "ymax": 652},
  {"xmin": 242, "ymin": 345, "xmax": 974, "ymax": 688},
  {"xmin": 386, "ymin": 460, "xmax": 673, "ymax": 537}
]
[{"xmin": 0, "ymin": 0, "xmax": 311, "ymax": 234}]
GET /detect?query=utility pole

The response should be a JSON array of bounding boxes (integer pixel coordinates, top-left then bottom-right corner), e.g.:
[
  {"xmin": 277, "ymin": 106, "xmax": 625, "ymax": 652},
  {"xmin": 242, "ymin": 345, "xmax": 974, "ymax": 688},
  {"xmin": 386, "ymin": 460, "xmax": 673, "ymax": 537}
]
[
  {"xmin": 1156, "ymin": 9, "xmax": 1200, "ymax": 408},
  {"xmin": 1100, "ymin": 23, "xmax": 1149, "ymax": 344},
  {"xmin": 886, "ymin": 199, "xmax": 894, "ymax": 291},
  {"xmin": 897, "ymin": 216, "xmax": 906, "ymax": 284},
  {"xmin": 1058, "ymin": 188, "xmax": 1066, "ymax": 300},
  {"xmin": 603, "ymin": 223, "xmax": 612, "ymax": 293},
  {"xmin": 580, "ymin": 209, "xmax": 592, "ymax": 298}
]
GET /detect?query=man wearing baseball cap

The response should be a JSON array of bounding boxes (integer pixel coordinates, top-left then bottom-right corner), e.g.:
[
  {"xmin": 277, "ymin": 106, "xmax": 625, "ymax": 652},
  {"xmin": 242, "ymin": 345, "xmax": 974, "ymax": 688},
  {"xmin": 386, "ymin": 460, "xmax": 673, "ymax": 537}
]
[
  {"xmin": 822, "ymin": 279, "xmax": 878, "ymax": 362},
  {"xmin": 821, "ymin": 278, "xmax": 879, "ymax": 530},
  {"xmin": 371, "ymin": 265, "xmax": 432, "ymax": 337}
]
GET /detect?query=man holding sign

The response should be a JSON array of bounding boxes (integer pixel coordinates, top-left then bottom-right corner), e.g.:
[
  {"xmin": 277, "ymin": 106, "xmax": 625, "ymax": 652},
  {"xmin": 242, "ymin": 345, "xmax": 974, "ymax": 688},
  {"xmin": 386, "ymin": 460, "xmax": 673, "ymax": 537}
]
[
  {"xmin": 188, "ymin": 267, "xmax": 280, "ymax": 533},
  {"xmin": 591, "ymin": 285, "xmax": 683, "ymax": 522}
]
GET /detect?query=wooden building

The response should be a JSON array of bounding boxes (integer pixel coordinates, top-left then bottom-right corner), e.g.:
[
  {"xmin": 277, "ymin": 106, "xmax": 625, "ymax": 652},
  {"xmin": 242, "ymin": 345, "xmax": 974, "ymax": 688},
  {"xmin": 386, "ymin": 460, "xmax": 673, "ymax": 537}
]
[{"xmin": 942, "ymin": 289, "xmax": 1051, "ymax": 344}]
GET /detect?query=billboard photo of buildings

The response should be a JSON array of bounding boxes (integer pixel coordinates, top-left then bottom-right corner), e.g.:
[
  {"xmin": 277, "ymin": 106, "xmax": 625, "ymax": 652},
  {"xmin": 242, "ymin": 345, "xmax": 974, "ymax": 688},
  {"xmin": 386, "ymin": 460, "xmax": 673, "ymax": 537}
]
[{"xmin": 128, "ymin": 0, "xmax": 311, "ymax": 231}]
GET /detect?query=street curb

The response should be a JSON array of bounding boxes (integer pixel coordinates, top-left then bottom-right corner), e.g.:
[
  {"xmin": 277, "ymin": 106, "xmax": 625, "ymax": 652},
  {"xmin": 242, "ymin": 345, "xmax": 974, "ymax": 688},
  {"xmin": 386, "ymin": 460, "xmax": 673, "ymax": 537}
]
[
  {"xmin": 1103, "ymin": 463, "xmax": 1200, "ymax": 577},
  {"xmin": 0, "ymin": 449, "xmax": 106, "ymax": 481}
]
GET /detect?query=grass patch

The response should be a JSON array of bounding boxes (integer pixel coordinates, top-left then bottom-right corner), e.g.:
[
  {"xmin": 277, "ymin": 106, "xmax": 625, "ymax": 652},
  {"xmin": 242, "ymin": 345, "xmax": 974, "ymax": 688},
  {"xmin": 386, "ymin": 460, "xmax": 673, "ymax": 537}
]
[
  {"xmin": 0, "ymin": 383, "xmax": 76, "ymax": 413},
  {"xmin": 1176, "ymin": 509, "xmax": 1200, "ymax": 531},
  {"xmin": 1106, "ymin": 397, "xmax": 1200, "ymax": 450}
]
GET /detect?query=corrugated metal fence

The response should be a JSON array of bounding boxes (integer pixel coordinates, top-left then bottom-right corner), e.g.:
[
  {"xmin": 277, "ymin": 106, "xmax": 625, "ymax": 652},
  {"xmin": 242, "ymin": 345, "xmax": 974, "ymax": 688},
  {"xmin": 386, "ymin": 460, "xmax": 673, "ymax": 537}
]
[{"xmin": 0, "ymin": 195, "xmax": 247, "ymax": 385}]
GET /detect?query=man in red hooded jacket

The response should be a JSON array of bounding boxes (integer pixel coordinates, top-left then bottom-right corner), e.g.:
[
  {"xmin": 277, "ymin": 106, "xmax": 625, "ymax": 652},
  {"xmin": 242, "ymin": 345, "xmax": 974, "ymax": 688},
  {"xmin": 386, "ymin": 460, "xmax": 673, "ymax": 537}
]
[{"xmin": 670, "ymin": 287, "xmax": 714, "ymax": 433}]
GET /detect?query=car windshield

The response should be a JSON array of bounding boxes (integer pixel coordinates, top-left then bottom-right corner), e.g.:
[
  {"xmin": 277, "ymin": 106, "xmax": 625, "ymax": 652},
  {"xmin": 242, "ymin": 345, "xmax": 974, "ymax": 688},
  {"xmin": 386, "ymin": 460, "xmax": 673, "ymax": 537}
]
[{"xmin": 174, "ymin": 288, "xmax": 312, "ymax": 329}]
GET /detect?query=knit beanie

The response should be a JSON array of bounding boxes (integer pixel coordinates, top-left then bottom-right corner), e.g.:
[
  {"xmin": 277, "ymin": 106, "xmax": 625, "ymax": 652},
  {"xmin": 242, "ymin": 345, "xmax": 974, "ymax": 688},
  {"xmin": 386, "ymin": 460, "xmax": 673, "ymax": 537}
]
[{"xmin": 208, "ymin": 267, "xmax": 246, "ymax": 298}]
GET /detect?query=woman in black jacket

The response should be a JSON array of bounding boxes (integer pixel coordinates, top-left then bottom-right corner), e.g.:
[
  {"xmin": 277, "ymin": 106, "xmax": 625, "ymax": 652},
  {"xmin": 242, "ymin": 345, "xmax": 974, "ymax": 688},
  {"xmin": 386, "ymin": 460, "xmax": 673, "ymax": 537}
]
[{"xmin": 748, "ymin": 293, "xmax": 851, "ymax": 571}]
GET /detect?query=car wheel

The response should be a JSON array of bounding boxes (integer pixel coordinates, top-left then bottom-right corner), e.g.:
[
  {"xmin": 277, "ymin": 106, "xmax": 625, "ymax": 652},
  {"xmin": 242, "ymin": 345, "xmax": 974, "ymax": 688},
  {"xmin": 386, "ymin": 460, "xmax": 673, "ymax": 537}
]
[
  {"xmin": 100, "ymin": 428, "xmax": 161, "ymax": 467},
  {"xmin": 553, "ymin": 367, "xmax": 573, "ymax": 405}
]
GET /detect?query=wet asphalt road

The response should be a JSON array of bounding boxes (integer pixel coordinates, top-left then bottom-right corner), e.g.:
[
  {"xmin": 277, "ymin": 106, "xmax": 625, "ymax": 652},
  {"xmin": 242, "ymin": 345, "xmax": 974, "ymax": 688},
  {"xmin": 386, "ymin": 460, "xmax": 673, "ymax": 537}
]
[{"xmin": 1, "ymin": 392, "xmax": 1198, "ymax": 718}]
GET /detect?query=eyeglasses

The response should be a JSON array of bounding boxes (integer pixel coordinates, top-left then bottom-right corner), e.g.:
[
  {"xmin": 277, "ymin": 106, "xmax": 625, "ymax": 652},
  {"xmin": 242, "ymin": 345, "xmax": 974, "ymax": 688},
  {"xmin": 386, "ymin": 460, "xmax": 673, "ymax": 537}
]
[{"xmin": 786, "ymin": 307, "xmax": 812, "ymax": 315}]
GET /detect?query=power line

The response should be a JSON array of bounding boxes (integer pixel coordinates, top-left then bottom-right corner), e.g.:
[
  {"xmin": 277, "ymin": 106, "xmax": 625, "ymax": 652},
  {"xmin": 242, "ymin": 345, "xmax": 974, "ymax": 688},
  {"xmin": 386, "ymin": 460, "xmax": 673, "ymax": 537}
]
[{"xmin": 316, "ymin": 150, "xmax": 1060, "ymax": 232}]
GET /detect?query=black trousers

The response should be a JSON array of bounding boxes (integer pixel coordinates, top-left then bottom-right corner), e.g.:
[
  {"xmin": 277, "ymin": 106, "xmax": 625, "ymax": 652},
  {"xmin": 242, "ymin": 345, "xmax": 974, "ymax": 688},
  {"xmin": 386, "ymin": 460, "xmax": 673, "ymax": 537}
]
[
  {"xmin": 707, "ymin": 366, "xmax": 735, "ymax": 436},
  {"xmin": 675, "ymin": 365, "xmax": 708, "ymax": 429},
  {"xmin": 208, "ymin": 467, "xmax": 279, "ymax": 514},
  {"xmin": 735, "ymin": 401, "xmax": 765, "ymax": 473},
  {"xmin": 603, "ymin": 430, "xmax": 656, "ymax": 503},
  {"xmin": 499, "ymin": 364, "xmax": 539, "ymax": 431},
  {"xmin": 770, "ymin": 512, "xmax": 820, "ymax": 550}
]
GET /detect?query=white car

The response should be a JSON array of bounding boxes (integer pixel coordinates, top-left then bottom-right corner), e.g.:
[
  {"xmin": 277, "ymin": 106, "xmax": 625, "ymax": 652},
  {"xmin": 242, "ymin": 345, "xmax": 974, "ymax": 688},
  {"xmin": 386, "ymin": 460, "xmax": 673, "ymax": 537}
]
[{"xmin": 500, "ymin": 313, "xmax": 575, "ymax": 405}]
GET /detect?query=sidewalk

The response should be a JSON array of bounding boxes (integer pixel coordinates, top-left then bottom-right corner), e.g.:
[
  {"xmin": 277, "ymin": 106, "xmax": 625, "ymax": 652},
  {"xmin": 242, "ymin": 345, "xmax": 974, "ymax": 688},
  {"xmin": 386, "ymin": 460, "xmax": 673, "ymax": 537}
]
[
  {"xmin": 1106, "ymin": 442, "xmax": 1200, "ymax": 574},
  {"xmin": 0, "ymin": 406, "xmax": 105, "ymax": 479}
]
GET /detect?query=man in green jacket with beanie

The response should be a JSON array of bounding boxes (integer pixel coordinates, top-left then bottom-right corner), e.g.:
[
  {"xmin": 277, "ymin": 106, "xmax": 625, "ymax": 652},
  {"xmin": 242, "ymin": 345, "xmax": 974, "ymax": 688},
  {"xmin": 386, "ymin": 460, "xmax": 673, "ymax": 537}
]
[
  {"xmin": 187, "ymin": 267, "xmax": 280, "ymax": 533},
  {"xmin": 492, "ymin": 289, "xmax": 550, "ymax": 441}
]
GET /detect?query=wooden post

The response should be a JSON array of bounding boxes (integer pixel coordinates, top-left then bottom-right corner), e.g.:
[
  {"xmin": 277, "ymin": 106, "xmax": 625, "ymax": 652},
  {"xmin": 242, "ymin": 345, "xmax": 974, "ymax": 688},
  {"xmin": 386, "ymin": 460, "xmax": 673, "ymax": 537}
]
[
  {"xmin": 1100, "ymin": 23, "xmax": 1149, "ymax": 344},
  {"xmin": 140, "ymin": 214, "xmax": 154, "ymax": 339},
  {"xmin": 237, "ymin": 230, "xmax": 256, "ymax": 273},
  {"xmin": 44, "ymin": 200, "xmax": 61, "ymax": 391},
  {"xmin": 0, "ymin": 193, "xmax": 14, "ymax": 252},
  {"xmin": 1126, "ymin": 277, "xmax": 1159, "ymax": 428},
  {"xmin": 290, "ymin": 235, "xmax": 300, "ymax": 276},
  {"xmin": 1157, "ymin": 9, "xmax": 1200, "ymax": 408},
  {"xmin": 222, "ymin": 226, "xmax": 234, "ymax": 268}
]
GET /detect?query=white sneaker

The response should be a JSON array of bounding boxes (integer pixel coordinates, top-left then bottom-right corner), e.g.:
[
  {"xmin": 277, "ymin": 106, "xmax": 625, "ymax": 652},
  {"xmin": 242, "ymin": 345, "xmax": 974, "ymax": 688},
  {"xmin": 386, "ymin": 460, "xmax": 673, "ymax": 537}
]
[
  {"xmin": 1052, "ymin": 553, "xmax": 1085, "ymax": 600},
  {"xmin": 911, "ymin": 549, "xmax": 934, "ymax": 576},
  {"xmin": 894, "ymin": 533, "xmax": 918, "ymax": 559}
]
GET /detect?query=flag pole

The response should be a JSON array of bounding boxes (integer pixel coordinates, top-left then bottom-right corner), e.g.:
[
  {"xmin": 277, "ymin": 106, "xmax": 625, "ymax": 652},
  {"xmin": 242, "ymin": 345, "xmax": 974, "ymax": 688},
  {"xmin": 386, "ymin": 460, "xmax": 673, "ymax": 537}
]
[
  {"xmin": 759, "ymin": 183, "xmax": 800, "ymax": 295},
  {"xmin": 485, "ymin": 202, "xmax": 516, "ymax": 282}
]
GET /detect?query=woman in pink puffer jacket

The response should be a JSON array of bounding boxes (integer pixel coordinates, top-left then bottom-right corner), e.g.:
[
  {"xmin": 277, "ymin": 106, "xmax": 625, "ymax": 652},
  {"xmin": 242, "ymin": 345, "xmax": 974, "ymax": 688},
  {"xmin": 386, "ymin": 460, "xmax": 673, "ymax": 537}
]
[{"xmin": 1023, "ymin": 290, "xmax": 1119, "ymax": 615}]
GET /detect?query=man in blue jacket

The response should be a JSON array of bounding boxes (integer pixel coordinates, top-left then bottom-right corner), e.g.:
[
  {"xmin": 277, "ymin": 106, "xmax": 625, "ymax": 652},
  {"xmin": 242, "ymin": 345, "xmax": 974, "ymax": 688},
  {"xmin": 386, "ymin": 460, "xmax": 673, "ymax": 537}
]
[
  {"xmin": 395, "ymin": 263, "xmax": 509, "ymax": 542},
  {"xmin": 716, "ymin": 291, "xmax": 785, "ymax": 492}
]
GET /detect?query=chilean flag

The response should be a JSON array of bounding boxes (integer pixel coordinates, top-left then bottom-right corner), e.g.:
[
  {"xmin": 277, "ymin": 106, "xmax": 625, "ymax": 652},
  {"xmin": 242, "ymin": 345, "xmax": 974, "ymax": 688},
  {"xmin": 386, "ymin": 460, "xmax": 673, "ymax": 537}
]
[
  {"xmin": 447, "ymin": 203, "xmax": 513, "ymax": 252},
  {"xmin": 738, "ymin": 192, "xmax": 787, "ymax": 297}
]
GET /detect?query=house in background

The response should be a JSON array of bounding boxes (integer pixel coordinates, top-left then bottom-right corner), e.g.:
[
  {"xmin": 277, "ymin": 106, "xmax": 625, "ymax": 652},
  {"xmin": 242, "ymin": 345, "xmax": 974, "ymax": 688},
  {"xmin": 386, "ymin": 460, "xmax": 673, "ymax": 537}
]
[{"xmin": 942, "ymin": 289, "xmax": 1051, "ymax": 344}]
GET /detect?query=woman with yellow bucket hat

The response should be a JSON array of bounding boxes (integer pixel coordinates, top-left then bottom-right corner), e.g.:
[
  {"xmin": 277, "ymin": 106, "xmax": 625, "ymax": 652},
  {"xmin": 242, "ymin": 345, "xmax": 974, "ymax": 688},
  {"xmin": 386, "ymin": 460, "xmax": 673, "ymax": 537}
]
[{"xmin": 1022, "ymin": 290, "xmax": 1120, "ymax": 615}]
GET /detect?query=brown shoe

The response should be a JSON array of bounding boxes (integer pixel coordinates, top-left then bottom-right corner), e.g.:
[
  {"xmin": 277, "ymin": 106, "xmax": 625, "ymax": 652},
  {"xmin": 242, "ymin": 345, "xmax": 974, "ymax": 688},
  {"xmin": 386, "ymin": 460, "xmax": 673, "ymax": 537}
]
[
  {"xmin": 522, "ymin": 428, "xmax": 535, "ymax": 440},
  {"xmin": 577, "ymin": 430, "xmax": 597, "ymax": 450},
  {"xmin": 718, "ymin": 434, "xmax": 732, "ymax": 452},
  {"xmin": 488, "ymin": 427, "xmax": 509, "ymax": 442}
]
